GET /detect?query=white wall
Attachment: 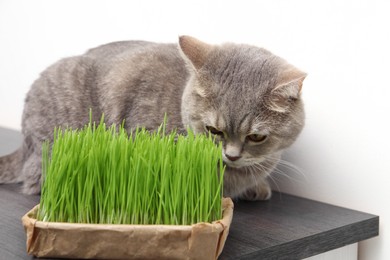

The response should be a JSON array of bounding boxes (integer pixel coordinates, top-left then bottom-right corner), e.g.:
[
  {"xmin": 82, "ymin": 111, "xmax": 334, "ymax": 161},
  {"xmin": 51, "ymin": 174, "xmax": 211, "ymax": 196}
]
[{"xmin": 0, "ymin": 1, "xmax": 389, "ymax": 259}]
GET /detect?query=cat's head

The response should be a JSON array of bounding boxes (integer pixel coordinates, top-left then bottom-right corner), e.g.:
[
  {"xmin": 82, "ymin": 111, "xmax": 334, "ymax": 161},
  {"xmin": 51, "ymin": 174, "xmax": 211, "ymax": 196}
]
[{"xmin": 179, "ymin": 36, "xmax": 306, "ymax": 168}]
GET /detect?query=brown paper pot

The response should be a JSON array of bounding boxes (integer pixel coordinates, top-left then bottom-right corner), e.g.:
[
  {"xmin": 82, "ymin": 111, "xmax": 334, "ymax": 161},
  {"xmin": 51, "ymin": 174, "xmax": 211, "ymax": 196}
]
[{"xmin": 22, "ymin": 197, "xmax": 233, "ymax": 260}]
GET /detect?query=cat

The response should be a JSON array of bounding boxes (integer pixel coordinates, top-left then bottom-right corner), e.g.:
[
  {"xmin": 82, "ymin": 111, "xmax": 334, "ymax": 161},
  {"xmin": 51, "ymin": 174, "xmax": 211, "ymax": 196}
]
[{"xmin": 0, "ymin": 36, "xmax": 306, "ymax": 200}]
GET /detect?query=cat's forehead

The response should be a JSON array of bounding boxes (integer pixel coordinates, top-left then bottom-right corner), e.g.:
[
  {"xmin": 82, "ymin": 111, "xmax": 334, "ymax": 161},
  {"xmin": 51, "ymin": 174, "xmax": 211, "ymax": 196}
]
[
  {"xmin": 214, "ymin": 45, "xmax": 277, "ymax": 73},
  {"xmin": 202, "ymin": 45, "xmax": 282, "ymax": 95}
]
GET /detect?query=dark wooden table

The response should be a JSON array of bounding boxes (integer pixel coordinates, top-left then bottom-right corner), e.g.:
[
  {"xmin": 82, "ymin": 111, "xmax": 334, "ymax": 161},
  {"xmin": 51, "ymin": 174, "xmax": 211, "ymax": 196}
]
[{"xmin": 0, "ymin": 127, "xmax": 379, "ymax": 260}]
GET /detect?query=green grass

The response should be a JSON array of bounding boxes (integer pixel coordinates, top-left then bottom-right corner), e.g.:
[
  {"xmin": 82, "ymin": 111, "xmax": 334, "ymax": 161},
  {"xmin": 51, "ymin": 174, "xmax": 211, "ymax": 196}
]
[{"xmin": 37, "ymin": 116, "xmax": 225, "ymax": 225}]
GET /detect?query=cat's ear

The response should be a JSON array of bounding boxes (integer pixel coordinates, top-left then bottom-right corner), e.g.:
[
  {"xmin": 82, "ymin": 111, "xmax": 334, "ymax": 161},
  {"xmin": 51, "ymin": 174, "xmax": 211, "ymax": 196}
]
[
  {"xmin": 178, "ymin": 36, "xmax": 213, "ymax": 70},
  {"xmin": 268, "ymin": 68, "xmax": 307, "ymax": 113}
]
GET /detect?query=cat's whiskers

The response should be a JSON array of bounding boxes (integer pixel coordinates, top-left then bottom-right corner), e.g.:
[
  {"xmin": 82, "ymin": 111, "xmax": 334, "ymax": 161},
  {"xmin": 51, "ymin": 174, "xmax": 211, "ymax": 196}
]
[
  {"xmin": 267, "ymin": 173, "xmax": 282, "ymax": 193},
  {"xmin": 250, "ymin": 162, "xmax": 283, "ymax": 193},
  {"xmin": 241, "ymin": 155, "xmax": 304, "ymax": 187},
  {"xmin": 262, "ymin": 154, "xmax": 307, "ymax": 183},
  {"xmin": 245, "ymin": 166, "xmax": 260, "ymax": 188},
  {"xmin": 280, "ymin": 160, "xmax": 306, "ymax": 179},
  {"xmin": 252, "ymin": 161, "xmax": 274, "ymax": 176},
  {"xmin": 245, "ymin": 162, "xmax": 281, "ymax": 194}
]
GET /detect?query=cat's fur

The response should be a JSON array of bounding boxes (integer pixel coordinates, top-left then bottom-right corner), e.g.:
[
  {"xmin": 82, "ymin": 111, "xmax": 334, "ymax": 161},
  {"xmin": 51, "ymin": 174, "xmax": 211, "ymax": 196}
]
[{"xmin": 0, "ymin": 36, "xmax": 306, "ymax": 200}]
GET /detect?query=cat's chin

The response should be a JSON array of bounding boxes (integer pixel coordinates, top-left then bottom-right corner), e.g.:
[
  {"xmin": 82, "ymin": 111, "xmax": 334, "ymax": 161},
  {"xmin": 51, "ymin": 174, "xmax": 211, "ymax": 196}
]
[
  {"xmin": 224, "ymin": 162, "xmax": 243, "ymax": 169},
  {"xmin": 223, "ymin": 158, "xmax": 265, "ymax": 169}
]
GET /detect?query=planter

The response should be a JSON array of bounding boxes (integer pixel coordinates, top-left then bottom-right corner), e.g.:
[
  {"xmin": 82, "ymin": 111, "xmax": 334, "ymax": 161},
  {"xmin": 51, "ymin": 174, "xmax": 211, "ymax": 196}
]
[{"xmin": 22, "ymin": 197, "xmax": 233, "ymax": 260}]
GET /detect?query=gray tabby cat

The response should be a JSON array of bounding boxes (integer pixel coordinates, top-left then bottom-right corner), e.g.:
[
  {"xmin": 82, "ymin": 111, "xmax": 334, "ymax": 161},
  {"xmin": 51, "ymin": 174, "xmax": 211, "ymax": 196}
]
[{"xmin": 0, "ymin": 36, "xmax": 306, "ymax": 200}]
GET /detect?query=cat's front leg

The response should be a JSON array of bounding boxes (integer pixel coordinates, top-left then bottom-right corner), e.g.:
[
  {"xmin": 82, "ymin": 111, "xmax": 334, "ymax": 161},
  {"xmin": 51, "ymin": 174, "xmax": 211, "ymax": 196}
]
[{"xmin": 239, "ymin": 178, "xmax": 272, "ymax": 201}]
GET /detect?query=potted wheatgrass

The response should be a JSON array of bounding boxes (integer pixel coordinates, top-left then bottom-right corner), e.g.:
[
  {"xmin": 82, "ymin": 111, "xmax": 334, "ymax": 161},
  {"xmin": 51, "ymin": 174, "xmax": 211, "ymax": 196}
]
[{"xmin": 22, "ymin": 116, "xmax": 233, "ymax": 260}]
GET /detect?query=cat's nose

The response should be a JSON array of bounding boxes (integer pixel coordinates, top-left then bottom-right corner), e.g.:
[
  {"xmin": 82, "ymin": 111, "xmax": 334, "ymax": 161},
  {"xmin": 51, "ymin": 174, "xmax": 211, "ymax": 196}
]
[{"xmin": 225, "ymin": 154, "xmax": 241, "ymax": 162}]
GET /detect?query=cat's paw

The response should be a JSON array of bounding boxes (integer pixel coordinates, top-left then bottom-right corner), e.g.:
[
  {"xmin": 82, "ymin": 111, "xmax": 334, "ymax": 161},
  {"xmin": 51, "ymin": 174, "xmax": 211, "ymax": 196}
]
[{"xmin": 239, "ymin": 185, "xmax": 272, "ymax": 201}]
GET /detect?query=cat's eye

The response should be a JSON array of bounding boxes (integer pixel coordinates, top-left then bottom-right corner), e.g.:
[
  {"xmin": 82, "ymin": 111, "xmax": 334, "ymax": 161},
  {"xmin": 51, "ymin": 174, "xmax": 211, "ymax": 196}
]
[
  {"xmin": 205, "ymin": 126, "xmax": 224, "ymax": 136},
  {"xmin": 246, "ymin": 134, "xmax": 268, "ymax": 143}
]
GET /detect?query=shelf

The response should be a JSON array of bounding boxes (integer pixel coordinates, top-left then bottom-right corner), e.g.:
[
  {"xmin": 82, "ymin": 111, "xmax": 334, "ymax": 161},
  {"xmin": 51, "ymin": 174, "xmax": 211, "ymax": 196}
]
[{"xmin": 219, "ymin": 192, "xmax": 378, "ymax": 259}]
